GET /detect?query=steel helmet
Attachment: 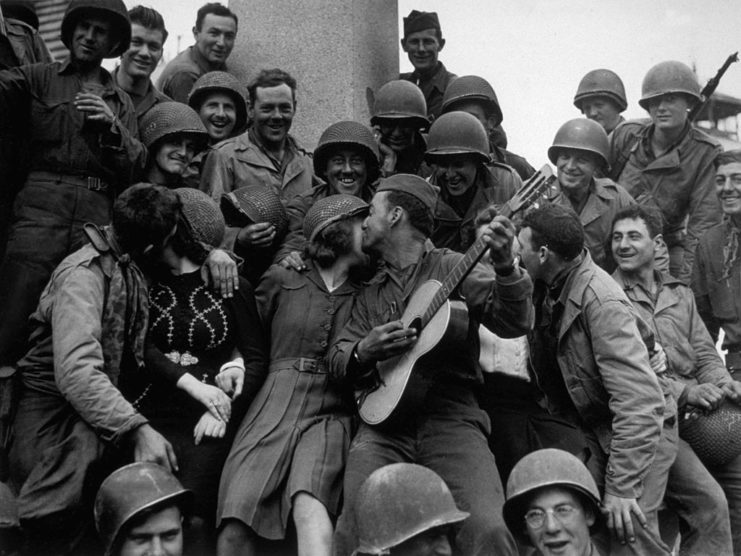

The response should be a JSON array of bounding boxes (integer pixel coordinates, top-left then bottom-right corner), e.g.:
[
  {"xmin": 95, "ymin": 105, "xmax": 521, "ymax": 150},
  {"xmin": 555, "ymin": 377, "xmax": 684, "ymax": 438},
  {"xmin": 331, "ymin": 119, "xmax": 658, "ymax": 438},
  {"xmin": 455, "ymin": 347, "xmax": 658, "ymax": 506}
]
[
  {"xmin": 504, "ymin": 449, "xmax": 601, "ymax": 545},
  {"xmin": 639, "ymin": 60, "xmax": 701, "ymax": 110},
  {"xmin": 371, "ymin": 80, "xmax": 429, "ymax": 130},
  {"xmin": 304, "ymin": 194, "xmax": 369, "ymax": 242},
  {"xmin": 175, "ymin": 188, "xmax": 225, "ymax": 248},
  {"xmin": 140, "ymin": 102, "xmax": 209, "ymax": 150},
  {"xmin": 94, "ymin": 463, "xmax": 193, "ymax": 555},
  {"xmin": 573, "ymin": 69, "xmax": 628, "ymax": 112},
  {"xmin": 679, "ymin": 400, "xmax": 741, "ymax": 468},
  {"xmin": 1, "ymin": 0, "xmax": 39, "ymax": 29},
  {"xmin": 425, "ymin": 111, "xmax": 490, "ymax": 162},
  {"xmin": 548, "ymin": 118, "xmax": 610, "ymax": 170},
  {"xmin": 355, "ymin": 463, "xmax": 468, "ymax": 555},
  {"xmin": 442, "ymin": 75, "xmax": 503, "ymax": 126},
  {"xmin": 313, "ymin": 121, "xmax": 381, "ymax": 184},
  {"xmin": 220, "ymin": 185, "xmax": 289, "ymax": 239},
  {"xmin": 188, "ymin": 71, "xmax": 248, "ymax": 135},
  {"xmin": 61, "ymin": 0, "xmax": 131, "ymax": 58}
]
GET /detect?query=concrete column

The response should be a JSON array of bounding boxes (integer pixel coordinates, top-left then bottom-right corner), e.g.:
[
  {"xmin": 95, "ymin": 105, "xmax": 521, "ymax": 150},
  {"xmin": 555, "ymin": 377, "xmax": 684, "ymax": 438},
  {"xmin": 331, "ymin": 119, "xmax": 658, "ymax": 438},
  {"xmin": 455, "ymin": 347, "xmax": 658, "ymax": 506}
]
[{"xmin": 228, "ymin": 0, "xmax": 399, "ymax": 150}]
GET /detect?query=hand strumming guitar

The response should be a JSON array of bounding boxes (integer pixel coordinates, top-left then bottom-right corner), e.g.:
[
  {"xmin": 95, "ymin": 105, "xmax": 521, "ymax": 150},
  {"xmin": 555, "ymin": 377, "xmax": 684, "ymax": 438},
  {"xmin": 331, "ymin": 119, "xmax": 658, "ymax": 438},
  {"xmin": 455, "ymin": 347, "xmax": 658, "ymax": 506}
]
[
  {"xmin": 481, "ymin": 215, "xmax": 517, "ymax": 274},
  {"xmin": 355, "ymin": 321, "xmax": 418, "ymax": 364}
]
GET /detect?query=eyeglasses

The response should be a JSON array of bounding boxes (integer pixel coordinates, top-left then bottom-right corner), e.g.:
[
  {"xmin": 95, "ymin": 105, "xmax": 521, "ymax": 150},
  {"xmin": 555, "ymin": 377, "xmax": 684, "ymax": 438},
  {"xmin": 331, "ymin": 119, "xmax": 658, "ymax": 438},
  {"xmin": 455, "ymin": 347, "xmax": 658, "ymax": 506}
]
[
  {"xmin": 715, "ymin": 174, "xmax": 741, "ymax": 188},
  {"xmin": 524, "ymin": 504, "xmax": 577, "ymax": 529}
]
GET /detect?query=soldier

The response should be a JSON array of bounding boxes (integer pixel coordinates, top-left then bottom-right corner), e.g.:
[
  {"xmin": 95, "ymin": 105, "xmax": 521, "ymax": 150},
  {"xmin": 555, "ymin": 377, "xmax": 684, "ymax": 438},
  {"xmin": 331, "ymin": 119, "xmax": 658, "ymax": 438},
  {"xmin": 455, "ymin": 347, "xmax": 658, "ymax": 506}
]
[
  {"xmin": 95, "ymin": 463, "xmax": 193, "ymax": 556},
  {"xmin": 331, "ymin": 173, "xmax": 532, "ymax": 555},
  {"xmin": 610, "ymin": 60, "xmax": 722, "ymax": 282},
  {"xmin": 371, "ymin": 80, "xmax": 431, "ymax": 177},
  {"xmin": 156, "ymin": 2, "xmax": 237, "ymax": 103},
  {"xmin": 441, "ymin": 75, "xmax": 535, "ymax": 180},
  {"xmin": 353, "ymin": 464, "xmax": 468, "ymax": 556},
  {"xmin": 546, "ymin": 118, "xmax": 635, "ymax": 270},
  {"xmin": 0, "ymin": 0, "xmax": 145, "ymax": 380},
  {"xmin": 277, "ymin": 120, "xmax": 381, "ymax": 270},
  {"xmin": 399, "ymin": 10, "xmax": 455, "ymax": 121},
  {"xmin": 188, "ymin": 71, "xmax": 247, "ymax": 145},
  {"xmin": 518, "ymin": 204, "xmax": 673, "ymax": 555},
  {"xmin": 573, "ymin": 69, "xmax": 629, "ymax": 137},
  {"xmin": 199, "ymin": 68, "xmax": 316, "ymax": 254},
  {"xmin": 503, "ymin": 449, "xmax": 604, "ymax": 556},
  {"xmin": 113, "ymin": 6, "xmax": 171, "ymax": 124},
  {"xmin": 611, "ymin": 204, "xmax": 741, "ymax": 555},
  {"xmin": 426, "ymin": 111, "xmax": 521, "ymax": 253}
]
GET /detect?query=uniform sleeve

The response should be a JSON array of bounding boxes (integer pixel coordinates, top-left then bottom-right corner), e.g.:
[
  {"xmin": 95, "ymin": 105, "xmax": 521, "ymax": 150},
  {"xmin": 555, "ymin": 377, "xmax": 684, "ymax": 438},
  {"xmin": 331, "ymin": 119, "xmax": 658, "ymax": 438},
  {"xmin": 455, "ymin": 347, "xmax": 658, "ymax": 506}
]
[
  {"xmin": 686, "ymin": 290, "xmax": 732, "ymax": 389},
  {"xmin": 274, "ymin": 192, "xmax": 311, "ymax": 263},
  {"xmin": 329, "ymin": 288, "xmax": 374, "ymax": 383},
  {"xmin": 680, "ymin": 144, "xmax": 722, "ymax": 282},
  {"xmin": 585, "ymin": 296, "xmax": 664, "ymax": 499},
  {"xmin": 101, "ymin": 91, "xmax": 147, "ymax": 188},
  {"xmin": 52, "ymin": 265, "xmax": 147, "ymax": 446},
  {"xmin": 0, "ymin": 64, "xmax": 32, "ymax": 113},
  {"xmin": 691, "ymin": 240, "xmax": 720, "ymax": 342}
]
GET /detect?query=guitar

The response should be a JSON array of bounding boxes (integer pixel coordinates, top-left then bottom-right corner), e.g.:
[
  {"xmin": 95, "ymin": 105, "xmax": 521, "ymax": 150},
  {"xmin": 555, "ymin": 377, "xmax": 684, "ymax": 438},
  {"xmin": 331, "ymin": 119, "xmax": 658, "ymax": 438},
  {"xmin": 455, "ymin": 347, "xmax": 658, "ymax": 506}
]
[{"xmin": 356, "ymin": 164, "xmax": 557, "ymax": 426}]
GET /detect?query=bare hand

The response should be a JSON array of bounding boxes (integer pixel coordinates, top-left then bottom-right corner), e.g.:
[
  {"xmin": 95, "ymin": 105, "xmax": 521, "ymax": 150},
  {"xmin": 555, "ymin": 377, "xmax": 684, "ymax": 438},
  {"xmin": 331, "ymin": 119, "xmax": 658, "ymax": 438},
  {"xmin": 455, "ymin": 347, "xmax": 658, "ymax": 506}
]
[
  {"xmin": 193, "ymin": 412, "xmax": 227, "ymax": 445},
  {"xmin": 649, "ymin": 343, "xmax": 667, "ymax": 374},
  {"xmin": 278, "ymin": 251, "xmax": 306, "ymax": 271},
  {"xmin": 201, "ymin": 248, "xmax": 239, "ymax": 298},
  {"xmin": 237, "ymin": 222, "xmax": 276, "ymax": 248},
  {"xmin": 130, "ymin": 424, "xmax": 178, "ymax": 472},
  {"xmin": 177, "ymin": 374, "xmax": 232, "ymax": 422},
  {"xmin": 722, "ymin": 381, "xmax": 741, "ymax": 404},
  {"xmin": 216, "ymin": 366, "xmax": 244, "ymax": 399},
  {"xmin": 74, "ymin": 92, "xmax": 115, "ymax": 125},
  {"xmin": 686, "ymin": 383, "xmax": 726, "ymax": 410},
  {"xmin": 357, "ymin": 321, "xmax": 417, "ymax": 364},
  {"xmin": 602, "ymin": 494, "xmax": 646, "ymax": 545},
  {"xmin": 481, "ymin": 215, "xmax": 516, "ymax": 270},
  {"xmin": 374, "ymin": 129, "xmax": 398, "ymax": 176}
]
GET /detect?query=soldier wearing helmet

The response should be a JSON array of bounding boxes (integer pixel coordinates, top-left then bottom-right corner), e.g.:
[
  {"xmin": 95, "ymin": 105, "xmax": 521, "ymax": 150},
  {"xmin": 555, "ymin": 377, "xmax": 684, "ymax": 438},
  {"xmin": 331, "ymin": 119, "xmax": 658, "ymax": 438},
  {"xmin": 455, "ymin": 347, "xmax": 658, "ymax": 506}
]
[
  {"xmin": 189, "ymin": 70, "xmax": 247, "ymax": 145},
  {"xmin": 441, "ymin": 75, "xmax": 535, "ymax": 180},
  {"xmin": 140, "ymin": 102, "xmax": 209, "ymax": 188},
  {"xmin": 517, "ymin": 204, "xmax": 673, "ymax": 556},
  {"xmin": 504, "ymin": 449, "xmax": 602, "ymax": 556},
  {"xmin": 399, "ymin": 10, "xmax": 456, "ymax": 121},
  {"xmin": 425, "ymin": 111, "xmax": 522, "ymax": 253},
  {"xmin": 610, "ymin": 60, "xmax": 722, "ymax": 282},
  {"xmin": 0, "ymin": 0, "xmax": 146, "ymax": 384},
  {"xmin": 611, "ymin": 203, "xmax": 741, "ymax": 555},
  {"xmin": 113, "ymin": 6, "xmax": 171, "ymax": 125},
  {"xmin": 573, "ymin": 69, "xmax": 629, "ymax": 136},
  {"xmin": 353, "ymin": 463, "xmax": 468, "ymax": 556},
  {"xmin": 371, "ymin": 79, "xmax": 431, "ymax": 178},
  {"xmin": 546, "ymin": 118, "xmax": 636, "ymax": 270},
  {"xmin": 277, "ymin": 120, "xmax": 381, "ymax": 271},
  {"xmin": 95, "ymin": 463, "xmax": 193, "ymax": 556},
  {"xmin": 331, "ymin": 173, "xmax": 532, "ymax": 556}
]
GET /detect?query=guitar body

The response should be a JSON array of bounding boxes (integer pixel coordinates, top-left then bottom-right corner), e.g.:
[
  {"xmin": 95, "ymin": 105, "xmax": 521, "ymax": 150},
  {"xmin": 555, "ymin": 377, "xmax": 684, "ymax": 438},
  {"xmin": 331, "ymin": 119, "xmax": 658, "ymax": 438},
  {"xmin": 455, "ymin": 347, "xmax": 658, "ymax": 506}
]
[{"xmin": 357, "ymin": 280, "xmax": 469, "ymax": 426}]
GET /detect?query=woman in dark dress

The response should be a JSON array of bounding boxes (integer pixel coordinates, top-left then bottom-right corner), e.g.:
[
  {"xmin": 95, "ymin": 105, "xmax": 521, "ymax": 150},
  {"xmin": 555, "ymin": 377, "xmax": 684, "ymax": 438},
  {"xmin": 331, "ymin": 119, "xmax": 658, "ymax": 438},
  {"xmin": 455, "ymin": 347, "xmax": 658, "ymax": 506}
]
[
  {"xmin": 217, "ymin": 195, "xmax": 371, "ymax": 556},
  {"xmin": 128, "ymin": 187, "xmax": 267, "ymax": 554}
]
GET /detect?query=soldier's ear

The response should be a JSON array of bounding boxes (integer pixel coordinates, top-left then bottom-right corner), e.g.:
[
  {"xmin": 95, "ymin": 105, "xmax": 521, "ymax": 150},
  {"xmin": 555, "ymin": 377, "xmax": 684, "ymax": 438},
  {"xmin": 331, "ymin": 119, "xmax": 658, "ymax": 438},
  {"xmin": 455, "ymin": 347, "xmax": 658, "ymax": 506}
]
[
  {"xmin": 400, "ymin": 38, "xmax": 409, "ymax": 52},
  {"xmin": 438, "ymin": 37, "xmax": 446, "ymax": 51}
]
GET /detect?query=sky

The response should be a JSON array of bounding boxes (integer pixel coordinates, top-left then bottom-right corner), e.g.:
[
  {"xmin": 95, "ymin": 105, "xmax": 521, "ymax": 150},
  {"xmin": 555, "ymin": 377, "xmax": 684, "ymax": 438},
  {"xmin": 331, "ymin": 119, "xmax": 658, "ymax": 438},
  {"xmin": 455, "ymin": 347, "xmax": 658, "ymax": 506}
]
[{"xmin": 123, "ymin": 0, "xmax": 741, "ymax": 163}]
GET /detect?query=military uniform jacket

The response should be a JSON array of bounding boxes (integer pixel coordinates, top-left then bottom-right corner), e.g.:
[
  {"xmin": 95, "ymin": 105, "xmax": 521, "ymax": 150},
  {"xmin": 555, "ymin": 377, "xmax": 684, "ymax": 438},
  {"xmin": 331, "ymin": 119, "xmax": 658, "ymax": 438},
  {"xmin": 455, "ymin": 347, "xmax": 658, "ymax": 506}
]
[
  {"xmin": 400, "ymin": 61, "xmax": 456, "ymax": 121},
  {"xmin": 610, "ymin": 120, "xmax": 721, "ymax": 281}
]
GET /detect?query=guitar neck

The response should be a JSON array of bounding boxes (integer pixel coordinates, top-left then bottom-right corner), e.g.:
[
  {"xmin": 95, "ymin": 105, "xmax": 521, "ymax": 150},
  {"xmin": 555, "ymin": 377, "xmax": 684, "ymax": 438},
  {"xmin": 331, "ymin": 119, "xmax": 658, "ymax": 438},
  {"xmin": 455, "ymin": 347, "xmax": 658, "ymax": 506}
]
[{"xmin": 419, "ymin": 165, "xmax": 555, "ymax": 327}]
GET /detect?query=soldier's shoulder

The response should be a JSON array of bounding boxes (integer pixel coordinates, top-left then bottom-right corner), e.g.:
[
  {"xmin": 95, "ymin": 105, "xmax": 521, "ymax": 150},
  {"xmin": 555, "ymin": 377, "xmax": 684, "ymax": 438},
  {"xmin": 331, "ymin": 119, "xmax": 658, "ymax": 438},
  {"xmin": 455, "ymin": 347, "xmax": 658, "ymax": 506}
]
[{"xmin": 688, "ymin": 126, "xmax": 722, "ymax": 150}]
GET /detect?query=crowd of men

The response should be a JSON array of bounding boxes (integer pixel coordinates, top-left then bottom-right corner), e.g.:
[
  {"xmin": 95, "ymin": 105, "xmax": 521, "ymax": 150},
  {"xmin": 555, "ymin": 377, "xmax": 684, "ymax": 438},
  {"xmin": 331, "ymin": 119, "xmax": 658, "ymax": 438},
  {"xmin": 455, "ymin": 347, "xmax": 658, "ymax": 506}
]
[{"xmin": 0, "ymin": 1, "xmax": 740, "ymax": 555}]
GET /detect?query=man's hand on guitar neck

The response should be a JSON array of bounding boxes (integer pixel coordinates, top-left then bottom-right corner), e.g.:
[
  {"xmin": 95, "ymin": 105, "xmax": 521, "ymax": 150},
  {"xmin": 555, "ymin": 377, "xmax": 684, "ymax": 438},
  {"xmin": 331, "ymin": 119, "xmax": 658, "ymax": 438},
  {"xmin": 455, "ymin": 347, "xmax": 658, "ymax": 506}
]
[
  {"xmin": 481, "ymin": 215, "xmax": 518, "ymax": 274},
  {"xmin": 356, "ymin": 321, "xmax": 418, "ymax": 364}
]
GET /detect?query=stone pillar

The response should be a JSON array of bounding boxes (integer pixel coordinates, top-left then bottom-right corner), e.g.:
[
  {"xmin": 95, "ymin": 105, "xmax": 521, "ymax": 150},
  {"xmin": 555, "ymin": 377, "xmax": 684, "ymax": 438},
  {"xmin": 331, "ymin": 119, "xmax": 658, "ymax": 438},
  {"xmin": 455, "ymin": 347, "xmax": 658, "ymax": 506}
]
[{"xmin": 229, "ymin": 0, "xmax": 399, "ymax": 150}]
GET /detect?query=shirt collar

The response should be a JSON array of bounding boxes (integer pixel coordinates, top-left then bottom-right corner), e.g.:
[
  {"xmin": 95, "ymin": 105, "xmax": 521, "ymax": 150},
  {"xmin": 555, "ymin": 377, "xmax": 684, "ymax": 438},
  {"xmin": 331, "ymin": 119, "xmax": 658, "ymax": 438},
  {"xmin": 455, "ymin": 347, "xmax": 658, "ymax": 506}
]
[{"xmin": 412, "ymin": 61, "xmax": 449, "ymax": 92}]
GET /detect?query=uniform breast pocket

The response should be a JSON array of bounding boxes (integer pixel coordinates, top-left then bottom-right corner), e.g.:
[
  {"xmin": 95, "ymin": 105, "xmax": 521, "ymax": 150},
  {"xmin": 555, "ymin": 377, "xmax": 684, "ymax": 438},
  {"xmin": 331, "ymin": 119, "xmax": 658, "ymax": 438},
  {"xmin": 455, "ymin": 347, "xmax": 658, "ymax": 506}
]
[{"xmin": 30, "ymin": 96, "xmax": 77, "ymax": 143}]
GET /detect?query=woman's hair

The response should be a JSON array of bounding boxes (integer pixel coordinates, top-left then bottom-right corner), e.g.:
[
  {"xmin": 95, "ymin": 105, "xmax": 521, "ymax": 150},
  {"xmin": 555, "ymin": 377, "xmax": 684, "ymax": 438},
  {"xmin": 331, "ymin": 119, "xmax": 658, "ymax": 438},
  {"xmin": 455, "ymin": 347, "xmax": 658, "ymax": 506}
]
[{"xmin": 304, "ymin": 217, "xmax": 356, "ymax": 268}]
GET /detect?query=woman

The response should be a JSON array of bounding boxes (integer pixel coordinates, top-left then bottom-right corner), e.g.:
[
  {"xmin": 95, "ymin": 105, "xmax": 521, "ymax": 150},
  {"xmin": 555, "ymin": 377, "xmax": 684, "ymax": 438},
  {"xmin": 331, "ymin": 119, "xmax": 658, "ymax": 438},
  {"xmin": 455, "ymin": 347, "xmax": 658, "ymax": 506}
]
[
  {"xmin": 129, "ymin": 187, "xmax": 267, "ymax": 553},
  {"xmin": 139, "ymin": 102, "xmax": 210, "ymax": 188},
  {"xmin": 217, "ymin": 195, "xmax": 371, "ymax": 556}
]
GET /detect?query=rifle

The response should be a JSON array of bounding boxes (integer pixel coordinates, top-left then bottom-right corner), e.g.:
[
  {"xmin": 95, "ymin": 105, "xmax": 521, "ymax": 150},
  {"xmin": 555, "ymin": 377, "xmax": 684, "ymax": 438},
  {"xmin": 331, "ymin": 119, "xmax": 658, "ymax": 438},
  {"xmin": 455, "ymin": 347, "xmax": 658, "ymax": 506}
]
[{"xmin": 689, "ymin": 51, "xmax": 739, "ymax": 121}]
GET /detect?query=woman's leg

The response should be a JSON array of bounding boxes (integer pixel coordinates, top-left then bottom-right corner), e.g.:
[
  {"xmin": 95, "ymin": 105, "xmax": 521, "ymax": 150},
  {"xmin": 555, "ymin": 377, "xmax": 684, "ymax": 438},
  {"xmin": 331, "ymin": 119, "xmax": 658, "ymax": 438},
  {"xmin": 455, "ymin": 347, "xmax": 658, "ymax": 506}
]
[
  {"xmin": 217, "ymin": 518, "xmax": 257, "ymax": 556},
  {"xmin": 293, "ymin": 492, "xmax": 333, "ymax": 556}
]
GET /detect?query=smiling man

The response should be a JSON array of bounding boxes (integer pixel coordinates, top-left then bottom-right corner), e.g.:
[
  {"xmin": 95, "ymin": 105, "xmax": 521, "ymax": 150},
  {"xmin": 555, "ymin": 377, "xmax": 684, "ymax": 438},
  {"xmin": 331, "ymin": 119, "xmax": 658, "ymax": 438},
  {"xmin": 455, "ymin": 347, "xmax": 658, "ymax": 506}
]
[
  {"xmin": 573, "ymin": 69, "xmax": 628, "ymax": 137},
  {"xmin": 114, "ymin": 6, "xmax": 170, "ymax": 124},
  {"xmin": 0, "ymin": 0, "xmax": 145, "ymax": 381},
  {"xmin": 157, "ymin": 2, "xmax": 237, "ymax": 103},
  {"xmin": 399, "ymin": 10, "xmax": 455, "ymax": 121},
  {"xmin": 200, "ymin": 68, "xmax": 315, "ymax": 254}
]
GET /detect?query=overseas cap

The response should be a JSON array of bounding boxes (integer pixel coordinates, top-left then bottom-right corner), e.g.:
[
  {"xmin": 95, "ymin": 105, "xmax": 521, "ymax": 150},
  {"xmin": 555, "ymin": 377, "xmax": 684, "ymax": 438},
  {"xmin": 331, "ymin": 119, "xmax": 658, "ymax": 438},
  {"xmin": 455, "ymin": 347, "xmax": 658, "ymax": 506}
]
[
  {"xmin": 220, "ymin": 185, "xmax": 289, "ymax": 238},
  {"xmin": 303, "ymin": 194, "xmax": 369, "ymax": 242},
  {"xmin": 140, "ymin": 102, "xmax": 209, "ymax": 149},
  {"xmin": 376, "ymin": 173, "xmax": 438, "ymax": 214},
  {"xmin": 175, "ymin": 188, "xmax": 225, "ymax": 248},
  {"xmin": 403, "ymin": 10, "xmax": 441, "ymax": 37},
  {"xmin": 188, "ymin": 71, "xmax": 248, "ymax": 134}
]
